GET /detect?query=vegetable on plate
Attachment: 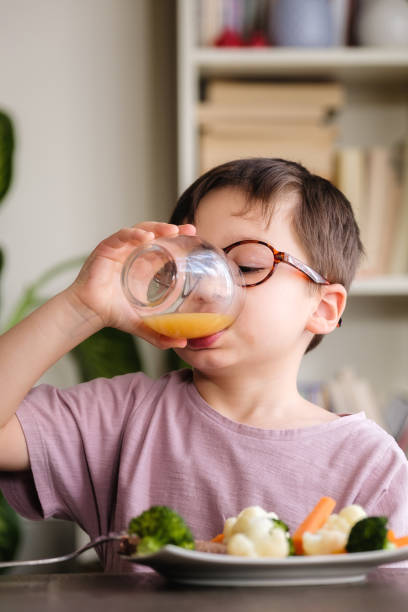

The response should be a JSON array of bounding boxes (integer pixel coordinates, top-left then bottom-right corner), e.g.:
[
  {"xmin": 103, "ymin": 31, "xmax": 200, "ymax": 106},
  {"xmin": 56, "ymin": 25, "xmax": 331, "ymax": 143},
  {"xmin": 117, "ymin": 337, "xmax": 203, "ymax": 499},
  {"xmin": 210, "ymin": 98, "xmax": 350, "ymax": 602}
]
[
  {"xmin": 123, "ymin": 499, "xmax": 408, "ymax": 559},
  {"xmin": 126, "ymin": 505, "xmax": 195, "ymax": 555}
]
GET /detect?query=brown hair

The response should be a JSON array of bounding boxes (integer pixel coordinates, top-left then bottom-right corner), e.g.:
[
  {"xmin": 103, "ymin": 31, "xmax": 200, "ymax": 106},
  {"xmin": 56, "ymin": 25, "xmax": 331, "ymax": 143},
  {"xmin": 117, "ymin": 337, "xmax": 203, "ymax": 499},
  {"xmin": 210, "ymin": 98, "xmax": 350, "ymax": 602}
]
[{"xmin": 170, "ymin": 158, "xmax": 364, "ymax": 352}]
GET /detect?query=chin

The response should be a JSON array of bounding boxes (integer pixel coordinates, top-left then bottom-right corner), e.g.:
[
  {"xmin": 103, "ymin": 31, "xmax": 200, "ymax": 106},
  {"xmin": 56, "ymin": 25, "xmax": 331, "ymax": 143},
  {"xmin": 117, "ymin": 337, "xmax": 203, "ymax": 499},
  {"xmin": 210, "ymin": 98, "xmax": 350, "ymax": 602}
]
[{"xmin": 175, "ymin": 347, "xmax": 236, "ymax": 374}]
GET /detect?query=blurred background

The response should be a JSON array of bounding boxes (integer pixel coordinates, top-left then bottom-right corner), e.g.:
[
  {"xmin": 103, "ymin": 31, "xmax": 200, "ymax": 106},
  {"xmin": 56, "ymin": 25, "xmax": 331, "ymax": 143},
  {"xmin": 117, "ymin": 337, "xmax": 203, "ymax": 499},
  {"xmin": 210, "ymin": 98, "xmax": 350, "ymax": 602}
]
[
  {"xmin": 0, "ymin": 0, "xmax": 407, "ymax": 571},
  {"xmin": 0, "ymin": 0, "xmax": 177, "ymax": 381},
  {"xmin": 0, "ymin": 0, "xmax": 178, "ymax": 571}
]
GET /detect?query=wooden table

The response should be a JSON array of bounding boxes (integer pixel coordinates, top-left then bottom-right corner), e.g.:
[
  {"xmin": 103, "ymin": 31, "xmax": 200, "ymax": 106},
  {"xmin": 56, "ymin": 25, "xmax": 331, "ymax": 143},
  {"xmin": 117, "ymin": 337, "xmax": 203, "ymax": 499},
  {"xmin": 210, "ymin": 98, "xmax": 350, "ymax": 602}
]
[{"xmin": 1, "ymin": 568, "xmax": 408, "ymax": 611}]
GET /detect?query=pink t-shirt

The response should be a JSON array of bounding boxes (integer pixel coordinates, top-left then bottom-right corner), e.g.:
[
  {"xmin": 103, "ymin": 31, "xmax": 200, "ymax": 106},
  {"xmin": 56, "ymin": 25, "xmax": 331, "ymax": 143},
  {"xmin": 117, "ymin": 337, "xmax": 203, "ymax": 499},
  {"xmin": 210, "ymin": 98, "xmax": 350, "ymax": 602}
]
[{"xmin": 1, "ymin": 368, "xmax": 408, "ymax": 572}]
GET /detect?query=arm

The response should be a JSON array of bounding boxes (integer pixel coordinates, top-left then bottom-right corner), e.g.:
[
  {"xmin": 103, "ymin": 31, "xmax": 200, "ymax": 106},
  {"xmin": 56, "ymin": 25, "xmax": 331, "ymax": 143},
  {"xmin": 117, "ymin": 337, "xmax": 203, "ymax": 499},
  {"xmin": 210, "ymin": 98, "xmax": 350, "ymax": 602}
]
[
  {"xmin": 0, "ymin": 291, "xmax": 101, "ymax": 470},
  {"xmin": 0, "ymin": 222, "xmax": 196, "ymax": 471}
]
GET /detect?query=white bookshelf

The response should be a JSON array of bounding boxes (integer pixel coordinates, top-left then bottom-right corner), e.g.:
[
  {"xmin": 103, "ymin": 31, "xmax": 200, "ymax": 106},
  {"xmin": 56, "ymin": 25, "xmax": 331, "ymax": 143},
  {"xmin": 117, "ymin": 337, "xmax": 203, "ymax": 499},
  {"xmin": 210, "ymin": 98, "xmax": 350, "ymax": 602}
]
[
  {"xmin": 194, "ymin": 47, "xmax": 408, "ymax": 81},
  {"xmin": 176, "ymin": 0, "xmax": 408, "ymax": 405},
  {"xmin": 351, "ymin": 275, "xmax": 408, "ymax": 296}
]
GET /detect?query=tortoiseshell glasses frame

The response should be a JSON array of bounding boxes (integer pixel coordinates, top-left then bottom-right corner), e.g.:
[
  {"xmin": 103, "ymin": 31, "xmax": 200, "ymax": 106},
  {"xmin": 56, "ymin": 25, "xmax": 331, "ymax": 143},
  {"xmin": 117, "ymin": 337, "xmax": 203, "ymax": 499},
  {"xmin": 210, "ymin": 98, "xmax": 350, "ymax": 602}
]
[{"xmin": 223, "ymin": 239, "xmax": 342, "ymax": 327}]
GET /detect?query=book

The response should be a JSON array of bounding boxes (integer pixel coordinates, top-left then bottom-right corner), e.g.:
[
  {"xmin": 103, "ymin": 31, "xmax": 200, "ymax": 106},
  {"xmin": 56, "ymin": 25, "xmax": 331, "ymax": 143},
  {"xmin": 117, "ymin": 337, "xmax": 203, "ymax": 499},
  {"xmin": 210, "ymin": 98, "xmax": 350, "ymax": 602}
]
[
  {"xmin": 380, "ymin": 144, "xmax": 405, "ymax": 274},
  {"xmin": 222, "ymin": 0, "xmax": 246, "ymax": 36},
  {"xmin": 201, "ymin": 122, "xmax": 337, "ymax": 142},
  {"xmin": 200, "ymin": 132, "xmax": 336, "ymax": 179},
  {"xmin": 335, "ymin": 147, "xmax": 367, "ymax": 233},
  {"xmin": 331, "ymin": 0, "xmax": 353, "ymax": 45},
  {"xmin": 199, "ymin": 0, "xmax": 224, "ymax": 46},
  {"xmin": 200, "ymin": 116, "xmax": 338, "ymax": 179},
  {"xmin": 197, "ymin": 102, "xmax": 325, "ymax": 125},
  {"xmin": 359, "ymin": 147, "xmax": 388, "ymax": 275},
  {"xmin": 206, "ymin": 80, "xmax": 345, "ymax": 112},
  {"xmin": 360, "ymin": 146, "xmax": 404, "ymax": 276},
  {"xmin": 199, "ymin": 79, "xmax": 344, "ymax": 183},
  {"xmin": 388, "ymin": 143, "xmax": 408, "ymax": 275},
  {"xmin": 197, "ymin": 0, "xmax": 271, "ymax": 47},
  {"xmin": 336, "ymin": 144, "xmax": 406, "ymax": 277}
]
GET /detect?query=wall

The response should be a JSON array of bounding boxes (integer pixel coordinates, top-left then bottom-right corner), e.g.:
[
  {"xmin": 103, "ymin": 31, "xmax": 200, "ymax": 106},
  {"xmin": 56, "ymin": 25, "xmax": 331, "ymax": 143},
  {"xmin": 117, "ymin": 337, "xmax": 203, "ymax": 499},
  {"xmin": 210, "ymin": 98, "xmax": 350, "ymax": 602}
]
[
  {"xmin": 0, "ymin": 0, "xmax": 177, "ymax": 564},
  {"xmin": 0, "ymin": 0, "xmax": 177, "ymax": 377}
]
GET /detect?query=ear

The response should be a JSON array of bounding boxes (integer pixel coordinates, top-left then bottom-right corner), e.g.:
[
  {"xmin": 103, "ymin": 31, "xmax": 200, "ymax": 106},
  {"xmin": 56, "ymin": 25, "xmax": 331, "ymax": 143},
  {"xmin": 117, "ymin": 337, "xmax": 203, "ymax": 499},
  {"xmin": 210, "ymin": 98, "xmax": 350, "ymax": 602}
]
[{"xmin": 306, "ymin": 284, "xmax": 347, "ymax": 335}]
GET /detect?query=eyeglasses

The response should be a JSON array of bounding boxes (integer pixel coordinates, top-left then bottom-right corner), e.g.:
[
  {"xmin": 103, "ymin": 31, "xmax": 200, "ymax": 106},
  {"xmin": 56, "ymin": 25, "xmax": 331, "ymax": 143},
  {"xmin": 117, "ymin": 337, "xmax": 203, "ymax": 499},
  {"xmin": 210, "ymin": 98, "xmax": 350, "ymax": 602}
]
[{"xmin": 223, "ymin": 239, "xmax": 342, "ymax": 327}]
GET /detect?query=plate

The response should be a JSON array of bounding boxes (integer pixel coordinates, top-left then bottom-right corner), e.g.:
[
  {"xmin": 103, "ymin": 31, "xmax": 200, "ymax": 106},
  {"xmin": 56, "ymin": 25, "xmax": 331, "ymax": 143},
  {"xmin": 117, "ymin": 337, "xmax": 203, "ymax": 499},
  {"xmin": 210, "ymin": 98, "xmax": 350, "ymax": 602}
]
[{"xmin": 120, "ymin": 545, "xmax": 408, "ymax": 586}]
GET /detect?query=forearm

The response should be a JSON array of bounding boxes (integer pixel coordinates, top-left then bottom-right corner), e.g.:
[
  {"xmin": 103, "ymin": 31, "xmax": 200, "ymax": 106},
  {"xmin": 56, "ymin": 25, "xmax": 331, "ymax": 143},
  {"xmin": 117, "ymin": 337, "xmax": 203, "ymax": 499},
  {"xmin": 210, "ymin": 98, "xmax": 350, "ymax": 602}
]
[{"xmin": 0, "ymin": 288, "xmax": 102, "ymax": 427}]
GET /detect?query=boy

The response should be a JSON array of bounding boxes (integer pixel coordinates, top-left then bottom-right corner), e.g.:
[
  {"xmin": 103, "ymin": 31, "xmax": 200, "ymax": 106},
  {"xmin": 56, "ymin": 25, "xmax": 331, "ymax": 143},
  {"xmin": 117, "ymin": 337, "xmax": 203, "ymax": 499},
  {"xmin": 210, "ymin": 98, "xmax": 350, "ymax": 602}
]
[{"xmin": 0, "ymin": 158, "xmax": 407, "ymax": 572}]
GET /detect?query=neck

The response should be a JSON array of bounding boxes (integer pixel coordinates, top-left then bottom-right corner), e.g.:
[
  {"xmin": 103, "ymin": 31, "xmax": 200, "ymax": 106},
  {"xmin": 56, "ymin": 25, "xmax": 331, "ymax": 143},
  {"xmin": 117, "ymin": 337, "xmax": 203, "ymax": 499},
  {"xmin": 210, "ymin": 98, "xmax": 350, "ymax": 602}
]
[
  {"xmin": 192, "ymin": 358, "xmax": 303, "ymax": 429},
  {"xmin": 191, "ymin": 352, "xmax": 337, "ymax": 429}
]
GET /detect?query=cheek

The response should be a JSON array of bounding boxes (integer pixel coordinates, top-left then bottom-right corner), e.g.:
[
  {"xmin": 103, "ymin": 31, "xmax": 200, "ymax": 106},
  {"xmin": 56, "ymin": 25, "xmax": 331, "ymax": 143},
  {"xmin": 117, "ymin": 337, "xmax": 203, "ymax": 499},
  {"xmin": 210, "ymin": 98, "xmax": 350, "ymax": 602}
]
[
  {"xmin": 240, "ymin": 282, "xmax": 309, "ymax": 338},
  {"xmin": 238, "ymin": 292, "xmax": 278, "ymax": 342}
]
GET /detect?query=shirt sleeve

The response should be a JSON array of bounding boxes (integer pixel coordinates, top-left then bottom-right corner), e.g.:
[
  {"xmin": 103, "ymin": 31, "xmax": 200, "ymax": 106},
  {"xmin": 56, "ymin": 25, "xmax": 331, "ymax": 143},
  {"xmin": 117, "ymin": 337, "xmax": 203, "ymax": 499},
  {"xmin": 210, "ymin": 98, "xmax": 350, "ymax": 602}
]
[
  {"xmin": 366, "ymin": 443, "xmax": 408, "ymax": 567},
  {"xmin": 0, "ymin": 372, "xmax": 154, "ymax": 537},
  {"xmin": 375, "ymin": 451, "xmax": 408, "ymax": 533}
]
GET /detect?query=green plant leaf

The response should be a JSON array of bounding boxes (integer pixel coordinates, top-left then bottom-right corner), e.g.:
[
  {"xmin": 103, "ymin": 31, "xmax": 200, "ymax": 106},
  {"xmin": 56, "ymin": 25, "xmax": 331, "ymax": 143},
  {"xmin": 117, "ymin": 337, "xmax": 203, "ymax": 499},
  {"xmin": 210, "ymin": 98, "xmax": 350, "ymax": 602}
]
[
  {"xmin": 3, "ymin": 256, "xmax": 85, "ymax": 331},
  {"xmin": 0, "ymin": 111, "xmax": 14, "ymax": 204},
  {"xmin": 0, "ymin": 246, "xmax": 4, "ymax": 314},
  {"xmin": 71, "ymin": 327, "xmax": 143, "ymax": 382},
  {"xmin": 0, "ymin": 492, "xmax": 20, "ymax": 565},
  {"xmin": 2, "ymin": 254, "xmax": 145, "ymax": 382},
  {"xmin": 0, "ymin": 111, "xmax": 20, "ymax": 569}
]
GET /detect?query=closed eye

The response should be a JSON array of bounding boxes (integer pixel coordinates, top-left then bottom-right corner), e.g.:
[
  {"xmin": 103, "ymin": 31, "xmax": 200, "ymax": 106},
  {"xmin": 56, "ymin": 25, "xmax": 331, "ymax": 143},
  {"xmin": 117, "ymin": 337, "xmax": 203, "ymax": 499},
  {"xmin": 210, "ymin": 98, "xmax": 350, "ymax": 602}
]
[{"xmin": 239, "ymin": 266, "xmax": 267, "ymax": 273}]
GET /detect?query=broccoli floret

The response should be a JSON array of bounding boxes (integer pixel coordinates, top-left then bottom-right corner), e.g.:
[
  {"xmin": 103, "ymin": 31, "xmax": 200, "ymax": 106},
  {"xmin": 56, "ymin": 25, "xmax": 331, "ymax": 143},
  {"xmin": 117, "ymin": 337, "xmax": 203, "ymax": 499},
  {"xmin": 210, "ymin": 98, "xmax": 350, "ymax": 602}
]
[
  {"xmin": 127, "ymin": 505, "xmax": 195, "ymax": 554},
  {"xmin": 270, "ymin": 518, "xmax": 295, "ymax": 555},
  {"xmin": 346, "ymin": 516, "xmax": 391, "ymax": 553},
  {"xmin": 271, "ymin": 518, "xmax": 289, "ymax": 532}
]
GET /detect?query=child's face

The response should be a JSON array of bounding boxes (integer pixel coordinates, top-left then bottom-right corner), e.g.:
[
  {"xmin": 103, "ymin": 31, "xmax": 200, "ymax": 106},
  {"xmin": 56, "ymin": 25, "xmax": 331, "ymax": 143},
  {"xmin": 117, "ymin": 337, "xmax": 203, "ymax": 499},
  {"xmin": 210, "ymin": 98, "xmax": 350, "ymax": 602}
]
[{"xmin": 174, "ymin": 186, "xmax": 321, "ymax": 375}]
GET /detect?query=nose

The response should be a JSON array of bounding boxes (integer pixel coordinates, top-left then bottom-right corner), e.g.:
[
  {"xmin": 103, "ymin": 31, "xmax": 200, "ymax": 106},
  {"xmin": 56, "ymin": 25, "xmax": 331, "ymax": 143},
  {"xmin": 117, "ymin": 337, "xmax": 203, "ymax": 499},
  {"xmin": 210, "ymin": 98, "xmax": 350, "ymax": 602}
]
[{"xmin": 181, "ymin": 275, "xmax": 218, "ymax": 312}]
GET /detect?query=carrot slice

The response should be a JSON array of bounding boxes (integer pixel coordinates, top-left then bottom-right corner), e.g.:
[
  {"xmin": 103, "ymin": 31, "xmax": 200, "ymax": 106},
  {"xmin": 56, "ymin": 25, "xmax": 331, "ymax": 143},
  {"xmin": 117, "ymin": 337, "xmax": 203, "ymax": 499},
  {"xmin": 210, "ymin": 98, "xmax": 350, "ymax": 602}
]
[
  {"xmin": 393, "ymin": 535, "xmax": 408, "ymax": 548},
  {"xmin": 292, "ymin": 496, "xmax": 336, "ymax": 555},
  {"xmin": 210, "ymin": 533, "xmax": 224, "ymax": 543},
  {"xmin": 387, "ymin": 530, "xmax": 408, "ymax": 547},
  {"xmin": 387, "ymin": 529, "xmax": 397, "ymax": 543}
]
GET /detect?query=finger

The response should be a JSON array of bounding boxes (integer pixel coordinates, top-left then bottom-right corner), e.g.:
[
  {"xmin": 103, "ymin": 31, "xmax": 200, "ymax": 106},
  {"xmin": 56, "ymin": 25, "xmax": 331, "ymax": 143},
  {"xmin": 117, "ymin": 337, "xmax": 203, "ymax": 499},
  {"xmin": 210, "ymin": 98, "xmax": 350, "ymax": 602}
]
[
  {"xmin": 135, "ymin": 323, "xmax": 188, "ymax": 349},
  {"xmin": 157, "ymin": 335, "xmax": 188, "ymax": 349},
  {"xmin": 134, "ymin": 222, "xmax": 180, "ymax": 237},
  {"xmin": 100, "ymin": 227, "xmax": 155, "ymax": 250},
  {"xmin": 178, "ymin": 224, "xmax": 196, "ymax": 235}
]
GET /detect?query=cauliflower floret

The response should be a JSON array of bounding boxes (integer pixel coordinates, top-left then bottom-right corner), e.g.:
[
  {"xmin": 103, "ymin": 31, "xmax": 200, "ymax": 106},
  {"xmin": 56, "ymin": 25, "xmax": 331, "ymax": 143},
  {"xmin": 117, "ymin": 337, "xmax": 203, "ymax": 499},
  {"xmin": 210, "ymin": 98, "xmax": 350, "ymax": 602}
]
[
  {"xmin": 303, "ymin": 529, "xmax": 347, "ymax": 555},
  {"xmin": 321, "ymin": 506, "xmax": 367, "ymax": 540},
  {"xmin": 253, "ymin": 527, "xmax": 290, "ymax": 558},
  {"xmin": 223, "ymin": 506, "xmax": 289, "ymax": 558},
  {"xmin": 339, "ymin": 505, "xmax": 367, "ymax": 527},
  {"xmin": 302, "ymin": 504, "xmax": 368, "ymax": 555},
  {"xmin": 323, "ymin": 514, "xmax": 350, "ymax": 535},
  {"xmin": 246, "ymin": 516, "xmax": 274, "ymax": 541},
  {"xmin": 230, "ymin": 506, "xmax": 271, "ymax": 535},
  {"xmin": 227, "ymin": 533, "xmax": 257, "ymax": 557},
  {"xmin": 223, "ymin": 517, "xmax": 237, "ymax": 540}
]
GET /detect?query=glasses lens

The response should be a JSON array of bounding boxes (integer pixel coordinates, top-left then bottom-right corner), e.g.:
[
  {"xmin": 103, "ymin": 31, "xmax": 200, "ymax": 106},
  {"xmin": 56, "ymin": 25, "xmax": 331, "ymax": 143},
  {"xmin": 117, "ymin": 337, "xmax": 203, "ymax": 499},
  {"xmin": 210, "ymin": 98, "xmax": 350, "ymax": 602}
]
[{"xmin": 227, "ymin": 243, "xmax": 274, "ymax": 286}]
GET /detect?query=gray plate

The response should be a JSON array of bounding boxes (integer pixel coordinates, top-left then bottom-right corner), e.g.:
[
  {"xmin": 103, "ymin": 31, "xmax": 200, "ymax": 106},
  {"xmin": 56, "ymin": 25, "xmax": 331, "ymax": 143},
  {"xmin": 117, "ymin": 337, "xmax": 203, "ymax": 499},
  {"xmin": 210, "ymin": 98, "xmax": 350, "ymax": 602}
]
[{"xmin": 120, "ymin": 544, "xmax": 408, "ymax": 586}]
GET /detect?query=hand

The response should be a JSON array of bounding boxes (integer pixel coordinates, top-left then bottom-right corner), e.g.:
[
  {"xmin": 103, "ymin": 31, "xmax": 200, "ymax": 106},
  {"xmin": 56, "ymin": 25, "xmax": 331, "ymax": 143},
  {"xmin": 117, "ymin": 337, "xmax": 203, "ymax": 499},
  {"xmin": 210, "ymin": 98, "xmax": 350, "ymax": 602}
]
[{"xmin": 66, "ymin": 222, "xmax": 196, "ymax": 349}]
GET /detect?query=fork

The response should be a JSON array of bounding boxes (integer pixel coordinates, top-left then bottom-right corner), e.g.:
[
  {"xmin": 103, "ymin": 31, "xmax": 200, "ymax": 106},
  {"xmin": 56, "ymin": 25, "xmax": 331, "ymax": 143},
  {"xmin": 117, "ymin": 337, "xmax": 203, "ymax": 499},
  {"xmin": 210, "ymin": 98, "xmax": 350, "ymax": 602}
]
[{"xmin": 0, "ymin": 532, "xmax": 125, "ymax": 570}]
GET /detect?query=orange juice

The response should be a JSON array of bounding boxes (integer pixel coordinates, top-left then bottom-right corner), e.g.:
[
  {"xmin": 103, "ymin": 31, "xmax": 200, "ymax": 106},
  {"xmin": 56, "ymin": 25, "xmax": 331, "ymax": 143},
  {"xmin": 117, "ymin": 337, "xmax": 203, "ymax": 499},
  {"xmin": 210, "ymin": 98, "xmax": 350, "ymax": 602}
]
[{"xmin": 142, "ymin": 312, "xmax": 235, "ymax": 338}]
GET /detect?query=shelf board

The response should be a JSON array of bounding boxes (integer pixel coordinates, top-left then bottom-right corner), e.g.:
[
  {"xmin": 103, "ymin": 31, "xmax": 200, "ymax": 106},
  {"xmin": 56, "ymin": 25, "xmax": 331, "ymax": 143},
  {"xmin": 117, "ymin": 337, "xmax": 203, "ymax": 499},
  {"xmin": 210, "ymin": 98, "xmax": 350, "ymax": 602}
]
[
  {"xmin": 194, "ymin": 47, "xmax": 408, "ymax": 83},
  {"xmin": 350, "ymin": 275, "xmax": 408, "ymax": 296}
]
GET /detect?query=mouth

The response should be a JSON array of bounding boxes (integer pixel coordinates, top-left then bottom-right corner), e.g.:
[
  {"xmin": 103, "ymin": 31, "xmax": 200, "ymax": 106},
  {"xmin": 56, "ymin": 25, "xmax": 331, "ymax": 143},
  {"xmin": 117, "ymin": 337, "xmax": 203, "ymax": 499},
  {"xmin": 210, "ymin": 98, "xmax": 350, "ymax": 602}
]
[{"xmin": 186, "ymin": 329, "xmax": 226, "ymax": 350}]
